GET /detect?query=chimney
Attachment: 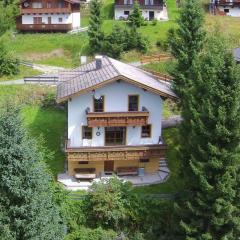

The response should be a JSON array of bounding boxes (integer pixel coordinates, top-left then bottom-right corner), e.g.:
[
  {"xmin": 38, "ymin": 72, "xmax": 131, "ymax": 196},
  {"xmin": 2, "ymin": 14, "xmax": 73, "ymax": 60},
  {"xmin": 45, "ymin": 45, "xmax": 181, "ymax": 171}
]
[{"xmin": 95, "ymin": 55, "xmax": 103, "ymax": 70}]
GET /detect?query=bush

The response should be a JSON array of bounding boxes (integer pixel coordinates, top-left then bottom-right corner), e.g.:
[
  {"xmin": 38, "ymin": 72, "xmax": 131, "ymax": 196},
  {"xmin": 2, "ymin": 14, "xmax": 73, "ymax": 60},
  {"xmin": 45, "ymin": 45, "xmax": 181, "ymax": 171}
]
[
  {"xmin": 151, "ymin": 19, "xmax": 158, "ymax": 26},
  {"xmin": 65, "ymin": 227, "xmax": 117, "ymax": 240},
  {"xmin": 0, "ymin": 41, "xmax": 19, "ymax": 76}
]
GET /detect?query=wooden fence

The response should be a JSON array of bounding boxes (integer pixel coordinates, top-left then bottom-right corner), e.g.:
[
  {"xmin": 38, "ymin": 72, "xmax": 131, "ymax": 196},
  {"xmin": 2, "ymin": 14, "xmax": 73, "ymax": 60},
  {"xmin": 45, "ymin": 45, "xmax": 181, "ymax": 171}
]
[
  {"xmin": 143, "ymin": 68, "xmax": 173, "ymax": 82},
  {"xmin": 140, "ymin": 54, "xmax": 173, "ymax": 64}
]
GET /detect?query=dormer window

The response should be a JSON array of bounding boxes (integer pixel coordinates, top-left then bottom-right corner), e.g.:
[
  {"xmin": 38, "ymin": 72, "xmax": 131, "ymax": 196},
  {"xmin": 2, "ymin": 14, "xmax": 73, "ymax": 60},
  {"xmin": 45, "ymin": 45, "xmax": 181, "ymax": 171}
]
[
  {"xmin": 94, "ymin": 96, "xmax": 104, "ymax": 112},
  {"xmin": 128, "ymin": 95, "xmax": 139, "ymax": 111}
]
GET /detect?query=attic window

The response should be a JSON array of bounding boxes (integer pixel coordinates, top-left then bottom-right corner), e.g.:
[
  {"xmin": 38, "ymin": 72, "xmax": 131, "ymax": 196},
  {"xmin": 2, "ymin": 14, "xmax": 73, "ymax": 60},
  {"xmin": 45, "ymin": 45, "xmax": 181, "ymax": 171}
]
[
  {"xmin": 128, "ymin": 95, "xmax": 139, "ymax": 111},
  {"xmin": 94, "ymin": 96, "xmax": 104, "ymax": 112}
]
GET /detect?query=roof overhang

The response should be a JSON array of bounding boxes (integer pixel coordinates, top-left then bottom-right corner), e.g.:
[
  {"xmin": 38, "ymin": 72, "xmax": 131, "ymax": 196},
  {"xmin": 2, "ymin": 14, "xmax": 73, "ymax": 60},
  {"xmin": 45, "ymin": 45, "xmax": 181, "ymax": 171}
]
[{"xmin": 57, "ymin": 75, "xmax": 178, "ymax": 103}]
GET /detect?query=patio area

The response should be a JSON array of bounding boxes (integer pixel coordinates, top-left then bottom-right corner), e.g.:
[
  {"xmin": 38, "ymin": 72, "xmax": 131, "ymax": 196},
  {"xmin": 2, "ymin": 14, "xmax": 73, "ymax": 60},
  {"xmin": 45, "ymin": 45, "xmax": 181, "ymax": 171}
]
[{"xmin": 58, "ymin": 168, "xmax": 170, "ymax": 191}]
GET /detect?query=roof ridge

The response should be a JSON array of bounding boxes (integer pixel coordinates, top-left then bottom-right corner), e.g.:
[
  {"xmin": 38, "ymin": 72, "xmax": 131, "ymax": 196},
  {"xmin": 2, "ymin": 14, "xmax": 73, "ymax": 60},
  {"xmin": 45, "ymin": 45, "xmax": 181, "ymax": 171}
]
[{"xmin": 106, "ymin": 56, "xmax": 121, "ymax": 75}]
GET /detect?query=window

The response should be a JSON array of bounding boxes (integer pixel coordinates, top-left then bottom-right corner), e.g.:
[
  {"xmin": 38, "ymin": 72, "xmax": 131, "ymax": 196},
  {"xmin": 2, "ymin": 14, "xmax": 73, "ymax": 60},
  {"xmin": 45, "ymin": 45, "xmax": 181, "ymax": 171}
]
[
  {"xmin": 46, "ymin": 2, "xmax": 52, "ymax": 8},
  {"xmin": 58, "ymin": 0, "xmax": 65, "ymax": 8},
  {"xmin": 82, "ymin": 126, "xmax": 92, "ymax": 139},
  {"xmin": 145, "ymin": 0, "xmax": 154, "ymax": 5},
  {"xmin": 78, "ymin": 161, "xmax": 89, "ymax": 164},
  {"xmin": 33, "ymin": 17, "xmax": 42, "ymax": 24},
  {"xmin": 105, "ymin": 127, "xmax": 126, "ymax": 146},
  {"xmin": 124, "ymin": 0, "xmax": 133, "ymax": 4},
  {"xmin": 141, "ymin": 124, "xmax": 151, "ymax": 138},
  {"xmin": 32, "ymin": 2, "xmax": 43, "ymax": 8},
  {"xmin": 58, "ymin": 17, "xmax": 63, "ymax": 22},
  {"xmin": 140, "ymin": 158, "xmax": 149, "ymax": 163},
  {"xmin": 128, "ymin": 95, "xmax": 139, "ymax": 111},
  {"xmin": 224, "ymin": 8, "xmax": 229, "ymax": 13},
  {"xmin": 124, "ymin": 11, "xmax": 130, "ymax": 15},
  {"xmin": 94, "ymin": 96, "xmax": 104, "ymax": 112}
]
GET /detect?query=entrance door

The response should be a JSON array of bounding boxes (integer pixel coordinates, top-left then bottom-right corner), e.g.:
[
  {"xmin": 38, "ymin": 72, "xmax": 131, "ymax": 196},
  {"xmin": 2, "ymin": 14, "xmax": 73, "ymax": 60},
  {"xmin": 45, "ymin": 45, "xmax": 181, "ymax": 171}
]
[
  {"xmin": 105, "ymin": 127, "xmax": 126, "ymax": 146},
  {"xmin": 48, "ymin": 17, "xmax": 52, "ymax": 24},
  {"xmin": 149, "ymin": 11, "xmax": 155, "ymax": 20},
  {"xmin": 104, "ymin": 161, "xmax": 114, "ymax": 172}
]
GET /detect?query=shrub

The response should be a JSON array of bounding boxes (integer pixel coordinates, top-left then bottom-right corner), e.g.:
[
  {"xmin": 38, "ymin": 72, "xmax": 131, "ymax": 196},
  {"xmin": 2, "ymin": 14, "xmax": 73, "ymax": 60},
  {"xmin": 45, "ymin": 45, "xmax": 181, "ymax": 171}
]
[{"xmin": 151, "ymin": 19, "xmax": 158, "ymax": 26}]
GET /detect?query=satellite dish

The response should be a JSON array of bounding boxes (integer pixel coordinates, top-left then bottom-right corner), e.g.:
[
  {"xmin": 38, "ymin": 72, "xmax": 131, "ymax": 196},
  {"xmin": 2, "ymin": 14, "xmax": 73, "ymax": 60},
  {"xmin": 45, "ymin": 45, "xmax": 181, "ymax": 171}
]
[
  {"xmin": 94, "ymin": 92, "xmax": 101, "ymax": 100},
  {"xmin": 24, "ymin": 2, "xmax": 29, "ymax": 7}
]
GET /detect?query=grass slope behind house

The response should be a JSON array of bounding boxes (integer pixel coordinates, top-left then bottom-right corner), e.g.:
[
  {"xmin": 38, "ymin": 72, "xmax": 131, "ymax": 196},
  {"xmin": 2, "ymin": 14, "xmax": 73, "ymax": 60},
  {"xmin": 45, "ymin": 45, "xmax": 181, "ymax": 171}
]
[
  {"xmin": 0, "ymin": 65, "xmax": 42, "ymax": 82},
  {"xmin": 22, "ymin": 106, "xmax": 67, "ymax": 177},
  {"xmin": 0, "ymin": 85, "xmax": 67, "ymax": 177}
]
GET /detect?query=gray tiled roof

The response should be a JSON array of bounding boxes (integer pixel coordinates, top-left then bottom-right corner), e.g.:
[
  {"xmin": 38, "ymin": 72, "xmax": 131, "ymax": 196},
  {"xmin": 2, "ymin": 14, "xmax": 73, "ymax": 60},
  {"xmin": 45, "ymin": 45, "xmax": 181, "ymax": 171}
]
[{"xmin": 57, "ymin": 56, "xmax": 177, "ymax": 102}]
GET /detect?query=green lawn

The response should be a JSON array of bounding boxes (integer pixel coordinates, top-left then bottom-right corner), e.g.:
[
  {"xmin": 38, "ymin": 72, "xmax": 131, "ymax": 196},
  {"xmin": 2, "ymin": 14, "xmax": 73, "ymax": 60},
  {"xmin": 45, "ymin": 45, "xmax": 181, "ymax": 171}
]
[
  {"xmin": 0, "ymin": 65, "xmax": 42, "ymax": 82},
  {"xmin": 0, "ymin": 85, "xmax": 67, "ymax": 177},
  {"xmin": 142, "ymin": 60, "xmax": 176, "ymax": 74},
  {"xmin": 134, "ymin": 128, "xmax": 184, "ymax": 194},
  {"xmin": 22, "ymin": 106, "xmax": 67, "ymax": 177}
]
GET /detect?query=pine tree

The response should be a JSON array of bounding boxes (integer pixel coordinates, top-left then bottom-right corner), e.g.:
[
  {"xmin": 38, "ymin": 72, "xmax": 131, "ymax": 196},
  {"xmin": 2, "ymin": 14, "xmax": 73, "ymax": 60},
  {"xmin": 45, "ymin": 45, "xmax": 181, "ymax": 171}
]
[
  {"xmin": 128, "ymin": 1, "xmax": 144, "ymax": 28},
  {"xmin": 168, "ymin": 0, "xmax": 205, "ymax": 99},
  {"xmin": 88, "ymin": 0, "xmax": 104, "ymax": 54},
  {"xmin": 0, "ymin": 105, "xmax": 65, "ymax": 240},
  {"xmin": 178, "ymin": 36, "xmax": 240, "ymax": 239}
]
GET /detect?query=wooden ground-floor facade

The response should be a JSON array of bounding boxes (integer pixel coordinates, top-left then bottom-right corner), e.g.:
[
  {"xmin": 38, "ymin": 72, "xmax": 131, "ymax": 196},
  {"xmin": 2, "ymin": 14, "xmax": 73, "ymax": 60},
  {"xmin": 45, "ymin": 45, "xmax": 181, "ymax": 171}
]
[{"xmin": 66, "ymin": 142, "xmax": 167, "ymax": 177}]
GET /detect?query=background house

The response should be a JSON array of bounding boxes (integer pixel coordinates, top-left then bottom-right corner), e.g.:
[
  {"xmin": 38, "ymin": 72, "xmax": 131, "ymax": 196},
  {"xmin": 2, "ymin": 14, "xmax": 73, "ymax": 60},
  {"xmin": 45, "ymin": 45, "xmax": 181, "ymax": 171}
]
[
  {"xmin": 114, "ymin": 0, "xmax": 168, "ymax": 20},
  {"xmin": 210, "ymin": 0, "xmax": 240, "ymax": 16},
  {"xmin": 57, "ymin": 56, "xmax": 177, "ymax": 182},
  {"xmin": 16, "ymin": 0, "xmax": 81, "ymax": 32}
]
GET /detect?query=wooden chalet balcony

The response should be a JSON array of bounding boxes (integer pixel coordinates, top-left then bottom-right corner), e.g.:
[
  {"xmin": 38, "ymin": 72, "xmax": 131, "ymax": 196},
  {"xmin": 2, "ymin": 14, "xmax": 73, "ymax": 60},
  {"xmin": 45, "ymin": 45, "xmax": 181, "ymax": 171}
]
[
  {"xmin": 115, "ymin": 3, "xmax": 163, "ymax": 9},
  {"xmin": 217, "ymin": 0, "xmax": 240, "ymax": 4},
  {"xmin": 66, "ymin": 140, "xmax": 167, "ymax": 162},
  {"xmin": 20, "ymin": 6, "xmax": 71, "ymax": 14},
  {"xmin": 86, "ymin": 109, "xmax": 149, "ymax": 127},
  {"xmin": 16, "ymin": 23, "xmax": 72, "ymax": 31}
]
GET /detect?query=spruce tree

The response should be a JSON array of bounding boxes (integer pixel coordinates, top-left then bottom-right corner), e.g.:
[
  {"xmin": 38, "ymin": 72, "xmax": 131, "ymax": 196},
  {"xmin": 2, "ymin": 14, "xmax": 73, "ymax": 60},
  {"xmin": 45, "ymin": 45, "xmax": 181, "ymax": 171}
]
[
  {"xmin": 168, "ymin": 0, "xmax": 205, "ymax": 99},
  {"xmin": 128, "ymin": 1, "xmax": 144, "ymax": 28},
  {"xmin": 88, "ymin": 0, "xmax": 104, "ymax": 54},
  {"xmin": 0, "ymin": 105, "xmax": 65, "ymax": 240},
  {"xmin": 179, "ymin": 36, "xmax": 240, "ymax": 239}
]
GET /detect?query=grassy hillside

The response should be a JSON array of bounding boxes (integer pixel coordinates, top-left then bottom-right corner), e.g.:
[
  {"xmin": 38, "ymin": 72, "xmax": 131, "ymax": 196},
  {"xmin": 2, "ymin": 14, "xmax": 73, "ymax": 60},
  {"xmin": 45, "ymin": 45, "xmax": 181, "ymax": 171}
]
[
  {"xmin": 4, "ymin": 0, "xmax": 240, "ymax": 68},
  {"xmin": 0, "ymin": 85, "xmax": 67, "ymax": 177}
]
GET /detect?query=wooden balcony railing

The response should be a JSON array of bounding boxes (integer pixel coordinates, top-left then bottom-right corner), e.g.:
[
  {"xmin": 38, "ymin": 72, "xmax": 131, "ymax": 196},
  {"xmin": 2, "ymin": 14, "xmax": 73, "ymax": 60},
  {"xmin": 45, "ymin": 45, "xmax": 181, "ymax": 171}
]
[
  {"xmin": 86, "ymin": 110, "xmax": 149, "ymax": 127},
  {"xmin": 20, "ymin": 6, "xmax": 71, "ymax": 14},
  {"xmin": 16, "ymin": 23, "xmax": 72, "ymax": 32},
  {"xmin": 66, "ymin": 140, "xmax": 167, "ymax": 161}
]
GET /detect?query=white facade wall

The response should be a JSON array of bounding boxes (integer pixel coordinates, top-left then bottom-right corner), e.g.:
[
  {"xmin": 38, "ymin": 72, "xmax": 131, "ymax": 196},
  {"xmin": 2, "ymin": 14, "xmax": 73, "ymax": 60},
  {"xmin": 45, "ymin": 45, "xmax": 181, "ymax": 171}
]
[
  {"xmin": 21, "ymin": 12, "xmax": 80, "ymax": 27},
  {"xmin": 68, "ymin": 81, "xmax": 163, "ymax": 147},
  {"xmin": 218, "ymin": 6, "xmax": 240, "ymax": 17},
  {"xmin": 114, "ymin": 6, "xmax": 168, "ymax": 20}
]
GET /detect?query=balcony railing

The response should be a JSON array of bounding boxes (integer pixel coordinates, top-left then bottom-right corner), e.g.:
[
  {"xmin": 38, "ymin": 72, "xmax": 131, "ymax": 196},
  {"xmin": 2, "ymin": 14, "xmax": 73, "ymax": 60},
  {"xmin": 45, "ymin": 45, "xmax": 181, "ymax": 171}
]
[
  {"xmin": 20, "ymin": 6, "xmax": 71, "ymax": 14},
  {"xmin": 115, "ymin": 3, "xmax": 163, "ymax": 9},
  {"xmin": 16, "ymin": 23, "xmax": 72, "ymax": 32},
  {"xmin": 216, "ymin": 0, "xmax": 240, "ymax": 4},
  {"xmin": 86, "ymin": 108, "xmax": 149, "ymax": 127},
  {"xmin": 65, "ymin": 140, "xmax": 167, "ymax": 161}
]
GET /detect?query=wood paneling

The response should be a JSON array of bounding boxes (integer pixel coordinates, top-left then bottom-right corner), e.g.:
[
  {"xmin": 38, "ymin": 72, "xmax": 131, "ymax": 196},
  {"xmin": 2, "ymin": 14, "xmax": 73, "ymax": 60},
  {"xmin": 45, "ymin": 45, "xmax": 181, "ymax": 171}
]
[
  {"xmin": 87, "ymin": 111, "xmax": 149, "ymax": 127},
  {"xmin": 16, "ymin": 23, "xmax": 72, "ymax": 31},
  {"xmin": 66, "ymin": 141, "xmax": 167, "ymax": 162}
]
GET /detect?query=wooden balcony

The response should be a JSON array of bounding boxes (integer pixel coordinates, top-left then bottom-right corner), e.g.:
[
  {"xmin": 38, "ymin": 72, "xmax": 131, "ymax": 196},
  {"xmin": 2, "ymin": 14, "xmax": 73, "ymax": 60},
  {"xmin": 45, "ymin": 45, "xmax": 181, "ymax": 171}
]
[
  {"xmin": 66, "ymin": 140, "xmax": 167, "ymax": 162},
  {"xmin": 217, "ymin": 0, "xmax": 240, "ymax": 4},
  {"xmin": 114, "ymin": 3, "xmax": 163, "ymax": 9},
  {"xmin": 16, "ymin": 23, "xmax": 72, "ymax": 32},
  {"xmin": 86, "ymin": 110, "xmax": 149, "ymax": 127},
  {"xmin": 20, "ymin": 7, "xmax": 71, "ymax": 14}
]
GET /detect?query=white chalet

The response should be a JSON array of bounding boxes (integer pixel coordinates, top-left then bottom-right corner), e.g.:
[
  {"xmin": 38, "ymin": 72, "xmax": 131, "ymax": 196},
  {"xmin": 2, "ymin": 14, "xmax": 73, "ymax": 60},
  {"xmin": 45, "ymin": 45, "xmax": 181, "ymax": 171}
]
[{"xmin": 57, "ymin": 56, "xmax": 177, "ymax": 185}]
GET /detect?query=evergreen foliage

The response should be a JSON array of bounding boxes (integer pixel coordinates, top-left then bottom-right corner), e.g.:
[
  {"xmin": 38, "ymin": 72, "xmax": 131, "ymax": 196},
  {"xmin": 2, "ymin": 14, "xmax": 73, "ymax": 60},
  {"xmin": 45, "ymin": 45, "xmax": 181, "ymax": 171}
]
[
  {"xmin": 128, "ymin": 1, "xmax": 144, "ymax": 28},
  {"xmin": 88, "ymin": 0, "xmax": 104, "ymax": 54},
  {"xmin": 168, "ymin": 0, "xmax": 205, "ymax": 99},
  {"xmin": 178, "ymin": 36, "xmax": 240, "ymax": 239},
  {"xmin": 168, "ymin": 0, "xmax": 240, "ymax": 238},
  {"xmin": 0, "ymin": 41, "xmax": 19, "ymax": 76},
  {"xmin": 0, "ymin": 105, "xmax": 65, "ymax": 240}
]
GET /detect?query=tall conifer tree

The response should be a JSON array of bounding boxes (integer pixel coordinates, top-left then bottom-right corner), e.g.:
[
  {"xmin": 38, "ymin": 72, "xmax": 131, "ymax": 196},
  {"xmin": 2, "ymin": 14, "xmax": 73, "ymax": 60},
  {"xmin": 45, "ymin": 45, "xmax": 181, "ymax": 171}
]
[
  {"xmin": 0, "ymin": 105, "xmax": 65, "ymax": 240},
  {"xmin": 88, "ymin": 0, "xmax": 103, "ymax": 54},
  {"xmin": 180, "ymin": 36, "xmax": 240, "ymax": 239}
]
